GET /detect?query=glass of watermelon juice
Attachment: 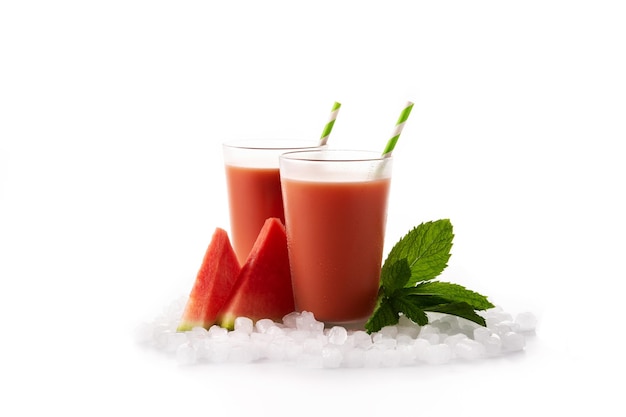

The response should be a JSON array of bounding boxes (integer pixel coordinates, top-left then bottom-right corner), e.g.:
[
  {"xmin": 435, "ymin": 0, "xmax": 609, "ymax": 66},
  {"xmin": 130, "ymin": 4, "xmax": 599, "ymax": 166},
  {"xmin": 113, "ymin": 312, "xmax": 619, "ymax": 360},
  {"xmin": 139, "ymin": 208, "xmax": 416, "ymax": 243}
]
[
  {"xmin": 223, "ymin": 139, "xmax": 322, "ymax": 265},
  {"xmin": 279, "ymin": 149, "xmax": 393, "ymax": 327}
]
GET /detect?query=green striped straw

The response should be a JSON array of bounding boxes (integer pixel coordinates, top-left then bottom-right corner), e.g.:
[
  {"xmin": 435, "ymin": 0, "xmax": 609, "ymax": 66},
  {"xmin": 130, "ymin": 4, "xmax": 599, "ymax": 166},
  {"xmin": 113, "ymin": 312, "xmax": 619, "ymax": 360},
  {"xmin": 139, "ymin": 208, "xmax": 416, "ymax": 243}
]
[
  {"xmin": 381, "ymin": 101, "xmax": 414, "ymax": 157},
  {"xmin": 319, "ymin": 101, "xmax": 342, "ymax": 146}
]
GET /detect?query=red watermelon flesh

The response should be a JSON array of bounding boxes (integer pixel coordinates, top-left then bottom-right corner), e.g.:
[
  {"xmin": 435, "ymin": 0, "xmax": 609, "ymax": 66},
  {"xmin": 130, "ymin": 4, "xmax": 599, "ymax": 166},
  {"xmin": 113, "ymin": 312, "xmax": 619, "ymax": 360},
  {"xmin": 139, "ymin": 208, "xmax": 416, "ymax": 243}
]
[
  {"xmin": 218, "ymin": 217, "xmax": 295, "ymax": 329},
  {"xmin": 177, "ymin": 227, "xmax": 242, "ymax": 331}
]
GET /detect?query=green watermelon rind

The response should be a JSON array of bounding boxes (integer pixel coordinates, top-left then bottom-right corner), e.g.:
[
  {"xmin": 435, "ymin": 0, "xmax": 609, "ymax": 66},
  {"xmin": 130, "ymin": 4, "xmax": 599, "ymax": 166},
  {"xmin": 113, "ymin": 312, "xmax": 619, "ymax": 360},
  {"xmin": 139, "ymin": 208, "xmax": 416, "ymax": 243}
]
[
  {"xmin": 218, "ymin": 314, "xmax": 237, "ymax": 331},
  {"xmin": 176, "ymin": 320, "xmax": 206, "ymax": 332}
]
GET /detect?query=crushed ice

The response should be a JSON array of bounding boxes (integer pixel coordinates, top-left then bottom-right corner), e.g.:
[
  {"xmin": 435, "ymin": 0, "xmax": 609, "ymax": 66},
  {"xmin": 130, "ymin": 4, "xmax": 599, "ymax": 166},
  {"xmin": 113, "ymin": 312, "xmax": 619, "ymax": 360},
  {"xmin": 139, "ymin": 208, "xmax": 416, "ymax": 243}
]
[{"xmin": 135, "ymin": 296, "xmax": 536, "ymax": 368}]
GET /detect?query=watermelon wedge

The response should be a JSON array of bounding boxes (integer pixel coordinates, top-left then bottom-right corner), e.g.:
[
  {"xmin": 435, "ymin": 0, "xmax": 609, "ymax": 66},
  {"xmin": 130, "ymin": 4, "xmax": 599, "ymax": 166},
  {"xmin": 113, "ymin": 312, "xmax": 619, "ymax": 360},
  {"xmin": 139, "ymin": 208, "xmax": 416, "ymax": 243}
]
[
  {"xmin": 218, "ymin": 217, "xmax": 295, "ymax": 329},
  {"xmin": 177, "ymin": 227, "xmax": 242, "ymax": 331}
]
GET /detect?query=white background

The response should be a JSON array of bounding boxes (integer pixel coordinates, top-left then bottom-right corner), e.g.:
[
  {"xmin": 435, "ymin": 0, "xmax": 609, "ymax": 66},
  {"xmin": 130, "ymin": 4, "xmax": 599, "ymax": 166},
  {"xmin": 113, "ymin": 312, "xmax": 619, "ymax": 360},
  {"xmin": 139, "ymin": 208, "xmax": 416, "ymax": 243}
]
[{"xmin": 1, "ymin": 1, "xmax": 624, "ymax": 415}]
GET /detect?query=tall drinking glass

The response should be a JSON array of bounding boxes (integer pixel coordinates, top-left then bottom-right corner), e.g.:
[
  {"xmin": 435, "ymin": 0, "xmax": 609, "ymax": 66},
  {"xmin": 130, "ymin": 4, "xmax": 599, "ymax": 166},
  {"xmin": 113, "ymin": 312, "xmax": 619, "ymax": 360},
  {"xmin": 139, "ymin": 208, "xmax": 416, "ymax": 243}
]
[
  {"xmin": 279, "ymin": 150, "xmax": 393, "ymax": 327},
  {"xmin": 223, "ymin": 139, "xmax": 321, "ymax": 265}
]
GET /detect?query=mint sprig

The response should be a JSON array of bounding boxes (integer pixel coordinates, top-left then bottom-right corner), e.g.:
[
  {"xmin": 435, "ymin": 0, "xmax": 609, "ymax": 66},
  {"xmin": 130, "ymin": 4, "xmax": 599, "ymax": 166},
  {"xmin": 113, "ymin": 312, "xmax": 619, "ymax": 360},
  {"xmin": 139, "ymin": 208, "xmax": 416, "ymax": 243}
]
[{"xmin": 365, "ymin": 219, "xmax": 494, "ymax": 334}]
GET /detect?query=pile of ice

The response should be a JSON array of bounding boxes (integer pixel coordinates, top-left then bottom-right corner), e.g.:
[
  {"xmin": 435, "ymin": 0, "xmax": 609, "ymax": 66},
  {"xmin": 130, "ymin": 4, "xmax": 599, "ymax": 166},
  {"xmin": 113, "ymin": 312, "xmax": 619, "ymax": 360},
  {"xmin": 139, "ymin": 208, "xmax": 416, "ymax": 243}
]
[{"xmin": 135, "ymin": 297, "xmax": 537, "ymax": 368}]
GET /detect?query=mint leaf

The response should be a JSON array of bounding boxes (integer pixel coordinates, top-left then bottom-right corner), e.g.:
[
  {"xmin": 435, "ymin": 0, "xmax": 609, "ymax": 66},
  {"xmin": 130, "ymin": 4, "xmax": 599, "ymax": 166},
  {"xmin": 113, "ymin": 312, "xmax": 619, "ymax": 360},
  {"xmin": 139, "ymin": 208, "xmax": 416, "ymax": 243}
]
[
  {"xmin": 401, "ymin": 281, "xmax": 494, "ymax": 311},
  {"xmin": 380, "ymin": 258, "xmax": 411, "ymax": 295},
  {"xmin": 389, "ymin": 296, "xmax": 428, "ymax": 326},
  {"xmin": 366, "ymin": 219, "xmax": 495, "ymax": 334},
  {"xmin": 401, "ymin": 294, "xmax": 451, "ymax": 308},
  {"xmin": 382, "ymin": 219, "xmax": 453, "ymax": 286},
  {"xmin": 424, "ymin": 302, "xmax": 488, "ymax": 327},
  {"xmin": 365, "ymin": 297, "xmax": 398, "ymax": 333}
]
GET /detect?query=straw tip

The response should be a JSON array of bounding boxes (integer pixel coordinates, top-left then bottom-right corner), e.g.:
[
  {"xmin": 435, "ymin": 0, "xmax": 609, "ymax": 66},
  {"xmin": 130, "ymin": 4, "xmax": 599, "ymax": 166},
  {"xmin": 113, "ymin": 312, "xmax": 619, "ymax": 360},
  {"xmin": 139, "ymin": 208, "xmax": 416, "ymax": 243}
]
[{"xmin": 400, "ymin": 101, "xmax": 414, "ymax": 117}]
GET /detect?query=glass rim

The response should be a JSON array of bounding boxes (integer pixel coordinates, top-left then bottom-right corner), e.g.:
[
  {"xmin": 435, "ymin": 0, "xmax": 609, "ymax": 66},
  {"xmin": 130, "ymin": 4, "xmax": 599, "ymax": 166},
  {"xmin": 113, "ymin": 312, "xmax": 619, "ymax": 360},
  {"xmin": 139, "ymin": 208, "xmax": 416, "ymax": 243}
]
[
  {"xmin": 222, "ymin": 139, "xmax": 322, "ymax": 151},
  {"xmin": 280, "ymin": 149, "xmax": 390, "ymax": 163}
]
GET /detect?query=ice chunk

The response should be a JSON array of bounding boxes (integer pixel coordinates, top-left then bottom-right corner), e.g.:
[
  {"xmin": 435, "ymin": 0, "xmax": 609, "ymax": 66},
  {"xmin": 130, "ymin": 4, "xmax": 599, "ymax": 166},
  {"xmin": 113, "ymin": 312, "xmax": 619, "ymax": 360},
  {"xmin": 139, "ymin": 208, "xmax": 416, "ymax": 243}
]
[
  {"xmin": 295, "ymin": 310, "xmax": 315, "ymax": 329},
  {"xmin": 327, "ymin": 326, "xmax": 348, "ymax": 345},
  {"xmin": 343, "ymin": 348, "xmax": 366, "ymax": 368},
  {"xmin": 515, "ymin": 312, "xmax": 538, "ymax": 332},
  {"xmin": 418, "ymin": 324, "xmax": 440, "ymax": 337},
  {"xmin": 155, "ymin": 329, "xmax": 187, "ymax": 352},
  {"xmin": 396, "ymin": 343, "xmax": 418, "ymax": 365},
  {"xmin": 266, "ymin": 336, "xmax": 288, "ymax": 361},
  {"xmin": 282, "ymin": 337, "xmax": 304, "ymax": 360},
  {"xmin": 295, "ymin": 311, "xmax": 324, "ymax": 333},
  {"xmin": 454, "ymin": 339, "xmax": 486, "ymax": 360},
  {"xmin": 351, "ymin": 331, "xmax": 373, "ymax": 349},
  {"xmin": 297, "ymin": 353, "xmax": 323, "ymax": 369},
  {"xmin": 485, "ymin": 308, "xmax": 514, "ymax": 329},
  {"xmin": 397, "ymin": 315, "xmax": 421, "ymax": 338},
  {"xmin": 193, "ymin": 339, "xmax": 211, "ymax": 360},
  {"xmin": 250, "ymin": 332, "xmax": 273, "ymax": 356},
  {"xmin": 483, "ymin": 333, "xmax": 502, "ymax": 356},
  {"xmin": 303, "ymin": 337, "xmax": 324, "ymax": 355},
  {"xmin": 396, "ymin": 334, "xmax": 414, "ymax": 346},
  {"xmin": 364, "ymin": 348, "xmax": 383, "ymax": 367},
  {"xmin": 207, "ymin": 325, "xmax": 228, "ymax": 340},
  {"xmin": 188, "ymin": 326, "xmax": 209, "ymax": 340},
  {"xmin": 255, "ymin": 318, "xmax": 276, "ymax": 334},
  {"xmin": 282, "ymin": 311, "xmax": 300, "ymax": 328},
  {"xmin": 473, "ymin": 326, "xmax": 502, "ymax": 356},
  {"xmin": 379, "ymin": 325, "xmax": 398, "ymax": 339},
  {"xmin": 322, "ymin": 346, "xmax": 343, "ymax": 368},
  {"xmin": 206, "ymin": 340, "xmax": 230, "ymax": 363},
  {"xmin": 234, "ymin": 317, "xmax": 254, "ymax": 335},
  {"xmin": 502, "ymin": 331, "xmax": 526, "ymax": 352},
  {"xmin": 176, "ymin": 342, "xmax": 197, "ymax": 365},
  {"xmin": 413, "ymin": 338, "xmax": 431, "ymax": 362},
  {"xmin": 493, "ymin": 320, "xmax": 520, "ymax": 335},
  {"xmin": 432, "ymin": 315, "xmax": 460, "ymax": 333},
  {"xmin": 372, "ymin": 338, "xmax": 397, "ymax": 351},
  {"xmin": 380, "ymin": 349, "xmax": 402, "ymax": 367},
  {"xmin": 397, "ymin": 315, "xmax": 417, "ymax": 327},
  {"xmin": 186, "ymin": 327, "xmax": 209, "ymax": 351},
  {"xmin": 420, "ymin": 333, "xmax": 440, "ymax": 345},
  {"xmin": 459, "ymin": 323, "xmax": 479, "ymax": 338},
  {"xmin": 228, "ymin": 344, "xmax": 255, "ymax": 363},
  {"xmin": 228, "ymin": 329, "xmax": 250, "ymax": 343},
  {"xmin": 422, "ymin": 343, "xmax": 452, "ymax": 365},
  {"xmin": 286, "ymin": 329, "xmax": 310, "ymax": 343},
  {"xmin": 473, "ymin": 326, "xmax": 492, "ymax": 343},
  {"xmin": 443, "ymin": 333, "xmax": 468, "ymax": 348},
  {"xmin": 413, "ymin": 338, "xmax": 430, "ymax": 352},
  {"xmin": 397, "ymin": 325, "xmax": 420, "ymax": 339},
  {"xmin": 265, "ymin": 325, "xmax": 285, "ymax": 337}
]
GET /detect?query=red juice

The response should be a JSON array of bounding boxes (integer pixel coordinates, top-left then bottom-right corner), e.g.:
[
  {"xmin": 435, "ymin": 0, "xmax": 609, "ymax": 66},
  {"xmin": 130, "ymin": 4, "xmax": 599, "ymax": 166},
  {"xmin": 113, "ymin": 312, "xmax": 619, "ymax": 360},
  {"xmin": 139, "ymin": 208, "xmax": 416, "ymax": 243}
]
[
  {"xmin": 281, "ymin": 177, "xmax": 391, "ymax": 324},
  {"xmin": 224, "ymin": 165, "xmax": 284, "ymax": 265}
]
